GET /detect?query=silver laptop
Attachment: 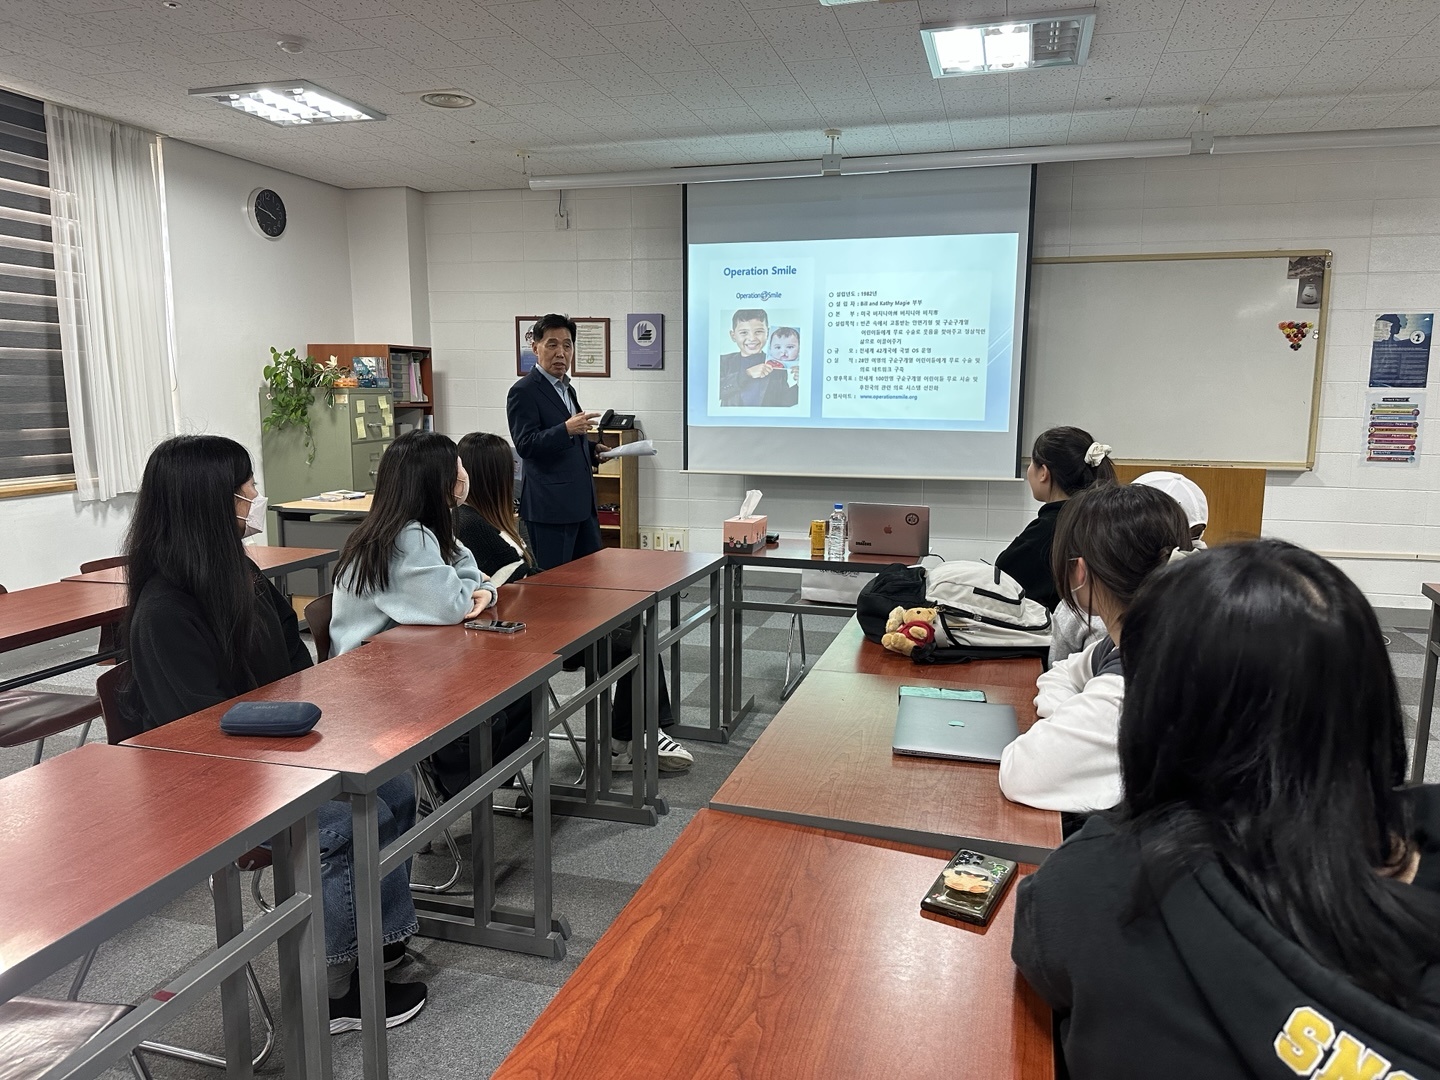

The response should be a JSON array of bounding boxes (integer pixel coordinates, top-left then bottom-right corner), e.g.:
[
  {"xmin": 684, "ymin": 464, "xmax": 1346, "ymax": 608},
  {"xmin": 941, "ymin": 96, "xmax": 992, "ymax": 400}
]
[
  {"xmin": 847, "ymin": 502, "xmax": 930, "ymax": 558},
  {"xmin": 892, "ymin": 695, "xmax": 1019, "ymax": 764}
]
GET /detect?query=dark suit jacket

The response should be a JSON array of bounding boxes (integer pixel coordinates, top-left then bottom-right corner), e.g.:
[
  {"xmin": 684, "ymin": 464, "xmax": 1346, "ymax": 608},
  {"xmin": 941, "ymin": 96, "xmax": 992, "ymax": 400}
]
[{"xmin": 506, "ymin": 366, "xmax": 599, "ymax": 525}]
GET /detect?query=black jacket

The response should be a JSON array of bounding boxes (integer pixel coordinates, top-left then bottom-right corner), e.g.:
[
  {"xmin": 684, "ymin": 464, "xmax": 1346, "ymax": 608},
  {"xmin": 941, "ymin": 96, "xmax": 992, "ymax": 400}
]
[
  {"xmin": 506, "ymin": 366, "xmax": 599, "ymax": 526},
  {"xmin": 1013, "ymin": 788, "xmax": 1440, "ymax": 1080},
  {"xmin": 125, "ymin": 572, "xmax": 312, "ymax": 731},
  {"xmin": 996, "ymin": 500, "xmax": 1063, "ymax": 610},
  {"xmin": 453, "ymin": 505, "xmax": 536, "ymax": 581}
]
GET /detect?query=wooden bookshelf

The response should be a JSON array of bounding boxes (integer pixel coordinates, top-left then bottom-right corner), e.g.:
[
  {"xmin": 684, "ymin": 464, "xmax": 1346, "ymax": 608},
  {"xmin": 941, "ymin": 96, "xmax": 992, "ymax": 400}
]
[
  {"xmin": 308, "ymin": 343, "xmax": 434, "ymax": 433},
  {"xmin": 594, "ymin": 428, "xmax": 640, "ymax": 549}
]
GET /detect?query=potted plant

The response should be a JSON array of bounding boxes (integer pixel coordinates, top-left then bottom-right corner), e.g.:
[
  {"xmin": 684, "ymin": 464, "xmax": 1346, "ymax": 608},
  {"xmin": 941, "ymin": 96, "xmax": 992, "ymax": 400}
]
[{"xmin": 261, "ymin": 348, "xmax": 350, "ymax": 465}]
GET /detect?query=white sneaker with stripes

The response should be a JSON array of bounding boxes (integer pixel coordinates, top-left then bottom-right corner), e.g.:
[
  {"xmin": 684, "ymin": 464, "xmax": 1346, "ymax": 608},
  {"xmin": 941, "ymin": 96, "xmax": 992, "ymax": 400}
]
[{"xmin": 610, "ymin": 731, "xmax": 694, "ymax": 773}]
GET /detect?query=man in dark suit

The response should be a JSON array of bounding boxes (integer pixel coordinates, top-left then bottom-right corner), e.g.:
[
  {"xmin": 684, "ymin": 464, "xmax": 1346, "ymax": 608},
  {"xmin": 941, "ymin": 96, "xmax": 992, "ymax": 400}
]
[{"xmin": 507, "ymin": 313, "xmax": 604, "ymax": 570}]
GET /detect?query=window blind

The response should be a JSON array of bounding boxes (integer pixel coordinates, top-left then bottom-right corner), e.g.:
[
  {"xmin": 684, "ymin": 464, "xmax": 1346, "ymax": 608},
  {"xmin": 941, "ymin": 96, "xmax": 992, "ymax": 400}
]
[{"xmin": 0, "ymin": 86, "xmax": 71, "ymax": 489}]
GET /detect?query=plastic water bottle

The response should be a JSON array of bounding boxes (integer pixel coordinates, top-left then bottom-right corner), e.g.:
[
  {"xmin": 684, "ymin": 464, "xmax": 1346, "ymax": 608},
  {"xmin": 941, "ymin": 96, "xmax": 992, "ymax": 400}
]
[{"xmin": 824, "ymin": 503, "xmax": 848, "ymax": 561}]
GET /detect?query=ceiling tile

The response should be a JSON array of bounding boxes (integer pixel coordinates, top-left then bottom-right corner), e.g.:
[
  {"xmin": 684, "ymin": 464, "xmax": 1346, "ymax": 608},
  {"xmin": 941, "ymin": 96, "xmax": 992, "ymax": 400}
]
[
  {"xmin": 487, "ymin": 1, "xmax": 615, "ymax": 58},
  {"xmin": 1208, "ymin": 65, "xmax": 1301, "ymax": 103},
  {"xmin": 1092, "ymin": 0, "xmax": 1186, "ymax": 34},
  {"xmin": 1144, "ymin": 49, "xmax": 1237, "ymax": 98},
  {"xmin": 940, "ymin": 84, "xmax": 1009, "ymax": 118},
  {"xmin": 424, "ymin": 64, "xmax": 548, "ymax": 107},
  {"xmin": 565, "ymin": 0, "xmax": 665, "ymax": 26},
  {"xmin": 734, "ymin": 81, "xmax": 822, "ymax": 122},
  {"xmin": 1164, "ymin": 1, "xmax": 1267, "ymax": 52},
  {"xmin": 592, "ymin": 19, "xmax": 711, "ymax": 74},
  {"xmin": 305, "ymin": 0, "xmax": 409, "ymax": 21},
  {"xmin": 1285, "ymin": 38, "xmax": 1394, "ymax": 94},
  {"xmin": 1073, "ymin": 77, "xmax": 1151, "ymax": 108},
  {"xmin": 699, "ymin": 40, "xmax": 796, "ymax": 87},
  {"xmin": 1081, "ymin": 32, "xmax": 1171, "ymax": 80},
  {"xmin": 611, "ymin": 92, "xmax": 701, "ymax": 126},
  {"xmin": 648, "ymin": 0, "xmax": 763, "ymax": 46},
  {"xmin": 832, "ymin": 1, "xmax": 923, "ymax": 31},
  {"xmin": 690, "ymin": 105, "xmax": 770, "ymax": 132},
  {"xmin": 748, "ymin": 6, "xmax": 853, "ymax": 62},
  {"xmin": 1332, "ymin": 0, "xmax": 1439, "ymax": 39},
  {"xmin": 341, "ymin": 16, "xmax": 486, "ymax": 68},
  {"xmin": 949, "ymin": 116, "xmax": 1009, "ymax": 146},
  {"xmin": 564, "ymin": 52, "xmax": 667, "ymax": 96},
  {"xmin": 1262, "ymin": 0, "xmax": 1363, "ymax": 18},
  {"xmin": 652, "ymin": 68, "xmax": 750, "ymax": 108},
  {"xmin": 1231, "ymin": 17, "xmax": 1347, "ymax": 70},
  {"xmin": 916, "ymin": 0, "xmax": 1007, "ymax": 23}
]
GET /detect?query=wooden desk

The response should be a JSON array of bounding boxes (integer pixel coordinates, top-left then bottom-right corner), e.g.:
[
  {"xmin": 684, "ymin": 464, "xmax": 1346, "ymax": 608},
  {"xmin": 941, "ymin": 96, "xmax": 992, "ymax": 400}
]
[
  {"xmin": 0, "ymin": 580, "xmax": 129, "ymax": 693},
  {"xmin": 493, "ymin": 810, "xmax": 1052, "ymax": 1080},
  {"xmin": 272, "ymin": 496, "xmax": 371, "ymax": 548},
  {"xmin": 1413, "ymin": 581, "xmax": 1440, "ymax": 784},
  {"xmin": 524, "ymin": 549, "xmax": 726, "ymax": 745},
  {"xmin": 127, "ymin": 642, "xmax": 565, "ymax": 1080},
  {"xmin": 722, "ymin": 540, "xmax": 904, "ymax": 730},
  {"xmin": 374, "ymin": 583, "xmax": 664, "ymax": 822},
  {"xmin": 813, "ymin": 616, "xmax": 1041, "ymax": 685},
  {"xmin": 710, "ymin": 664, "xmax": 1060, "ymax": 863},
  {"xmin": 0, "ymin": 743, "xmax": 339, "ymax": 1080},
  {"xmin": 63, "ymin": 546, "xmax": 339, "ymax": 592}
]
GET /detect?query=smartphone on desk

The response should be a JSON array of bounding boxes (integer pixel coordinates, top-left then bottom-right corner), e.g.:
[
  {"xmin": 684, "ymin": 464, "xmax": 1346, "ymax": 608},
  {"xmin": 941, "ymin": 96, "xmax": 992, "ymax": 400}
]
[{"xmin": 464, "ymin": 619, "xmax": 525, "ymax": 634}]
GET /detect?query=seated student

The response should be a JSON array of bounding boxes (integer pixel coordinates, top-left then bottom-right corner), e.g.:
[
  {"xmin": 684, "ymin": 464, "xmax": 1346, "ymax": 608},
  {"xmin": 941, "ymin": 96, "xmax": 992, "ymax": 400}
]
[
  {"xmin": 329, "ymin": 430, "xmax": 497, "ymax": 657},
  {"xmin": 1133, "ymin": 469, "xmax": 1209, "ymax": 547},
  {"xmin": 1049, "ymin": 471, "xmax": 1206, "ymax": 664},
  {"xmin": 121, "ymin": 435, "xmax": 426, "ymax": 1033},
  {"xmin": 996, "ymin": 427, "xmax": 1116, "ymax": 611},
  {"xmin": 1012, "ymin": 541, "xmax": 1440, "ymax": 1076},
  {"xmin": 998, "ymin": 484, "xmax": 1189, "ymax": 814},
  {"xmin": 452, "ymin": 432, "xmax": 692, "ymax": 776}
]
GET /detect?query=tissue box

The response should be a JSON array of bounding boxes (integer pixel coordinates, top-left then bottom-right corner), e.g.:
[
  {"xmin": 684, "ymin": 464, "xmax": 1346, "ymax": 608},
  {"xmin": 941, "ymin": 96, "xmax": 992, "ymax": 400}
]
[{"xmin": 723, "ymin": 514, "xmax": 768, "ymax": 554}]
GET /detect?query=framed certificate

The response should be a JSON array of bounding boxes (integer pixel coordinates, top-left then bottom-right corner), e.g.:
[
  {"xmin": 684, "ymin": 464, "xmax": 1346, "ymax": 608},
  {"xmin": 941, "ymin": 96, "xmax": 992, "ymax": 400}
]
[{"xmin": 572, "ymin": 316, "xmax": 611, "ymax": 378}]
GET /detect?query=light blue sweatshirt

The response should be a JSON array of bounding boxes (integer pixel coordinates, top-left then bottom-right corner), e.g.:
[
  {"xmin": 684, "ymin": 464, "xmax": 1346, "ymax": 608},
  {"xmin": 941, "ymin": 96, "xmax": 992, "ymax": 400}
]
[{"xmin": 331, "ymin": 521, "xmax": 495, "ymax": 656}]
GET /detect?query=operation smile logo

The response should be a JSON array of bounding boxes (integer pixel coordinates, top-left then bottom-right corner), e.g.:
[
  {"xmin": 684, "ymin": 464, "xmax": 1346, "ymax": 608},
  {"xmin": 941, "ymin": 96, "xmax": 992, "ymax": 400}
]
[{"xmin": 735, "ymin": 290, "xmax": 782, "ymax": 301}]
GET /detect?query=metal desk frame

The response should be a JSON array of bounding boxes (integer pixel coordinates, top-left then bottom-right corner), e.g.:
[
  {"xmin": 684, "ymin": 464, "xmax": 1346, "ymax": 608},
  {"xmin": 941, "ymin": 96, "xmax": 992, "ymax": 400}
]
[{"xmin": 1413, "ymin": 582, "xmax": 1440, "ymax": 784}]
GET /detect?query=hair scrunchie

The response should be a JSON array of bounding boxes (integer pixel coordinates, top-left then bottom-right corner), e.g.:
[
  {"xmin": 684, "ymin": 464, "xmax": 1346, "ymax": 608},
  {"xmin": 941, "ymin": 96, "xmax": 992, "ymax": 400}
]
[{"xmin": 1084, "ymin": 442, "xmax": 1112, "ymax": 467}]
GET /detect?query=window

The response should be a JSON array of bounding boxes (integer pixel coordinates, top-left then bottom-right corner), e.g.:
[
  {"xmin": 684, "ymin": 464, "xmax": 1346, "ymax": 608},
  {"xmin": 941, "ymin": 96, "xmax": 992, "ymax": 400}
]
[{"xmin": 0, "ymin": 86, "xmax": 72, "ymax": 496}]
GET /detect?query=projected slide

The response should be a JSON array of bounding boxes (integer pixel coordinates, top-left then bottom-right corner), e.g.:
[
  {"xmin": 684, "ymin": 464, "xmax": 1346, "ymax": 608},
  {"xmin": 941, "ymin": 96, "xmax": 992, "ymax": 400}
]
[
  {"xmin": 689, "ymin": 234, "xmax": 1016, "ymax": 432},
  {"xmin": 684, "ymin": 166, "xmax": 1034, "ymax": 480}
]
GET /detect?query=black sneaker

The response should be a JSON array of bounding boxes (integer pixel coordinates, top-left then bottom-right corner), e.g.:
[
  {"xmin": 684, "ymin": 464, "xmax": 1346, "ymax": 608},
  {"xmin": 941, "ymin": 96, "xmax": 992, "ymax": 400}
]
[
  {"xmin": 383, "ymin": 940, "xmax": 410, "ymax": 971},
  {"xmin": 329, "ymin": 973, "xmax": 429, "ymax": 1034}
]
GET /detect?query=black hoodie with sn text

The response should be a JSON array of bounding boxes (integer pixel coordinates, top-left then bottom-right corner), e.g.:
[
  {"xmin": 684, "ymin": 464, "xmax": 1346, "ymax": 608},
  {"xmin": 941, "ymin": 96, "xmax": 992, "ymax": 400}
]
[{"xmin": 1012, "ymin": 786, "xmax": 1440, "ymax": 1080}]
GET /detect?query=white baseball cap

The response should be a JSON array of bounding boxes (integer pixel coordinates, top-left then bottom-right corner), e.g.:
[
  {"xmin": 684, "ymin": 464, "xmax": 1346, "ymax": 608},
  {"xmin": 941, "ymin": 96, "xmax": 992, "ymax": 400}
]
[{"xmin": 1133, "ymin": 471, "xmax": 1208, "ymax": 529}]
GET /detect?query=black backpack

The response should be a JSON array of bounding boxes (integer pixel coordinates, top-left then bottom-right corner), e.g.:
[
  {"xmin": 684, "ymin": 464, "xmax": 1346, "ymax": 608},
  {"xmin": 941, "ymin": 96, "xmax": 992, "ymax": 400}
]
[{"xmin": 855, "ymin": 563, "xmax": 1051, "ymax": 666}]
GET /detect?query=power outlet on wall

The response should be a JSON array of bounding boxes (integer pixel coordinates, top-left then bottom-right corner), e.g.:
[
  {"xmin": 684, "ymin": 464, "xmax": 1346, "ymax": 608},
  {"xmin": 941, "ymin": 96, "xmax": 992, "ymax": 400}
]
[
  {"xmin": 639, "ymin": 529, "xmax": 652, "ymax": 550},
  {"xmin": 662, "ymin": 528, "xmax": 688, "ymax": 551}
]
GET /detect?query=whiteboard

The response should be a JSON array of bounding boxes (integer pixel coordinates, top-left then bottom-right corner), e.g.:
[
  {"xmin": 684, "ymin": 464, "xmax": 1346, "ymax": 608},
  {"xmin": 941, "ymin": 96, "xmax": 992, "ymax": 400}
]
[{"xmin": 1022, "ymin": 252, "xmax": 1329, "ymax": 469}]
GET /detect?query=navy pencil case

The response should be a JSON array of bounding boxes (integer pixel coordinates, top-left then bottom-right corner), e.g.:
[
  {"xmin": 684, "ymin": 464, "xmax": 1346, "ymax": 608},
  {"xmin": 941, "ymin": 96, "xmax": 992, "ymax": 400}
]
[{"xmin": 220, "ymin": 701, "xmax": 321, "ymax": 737}]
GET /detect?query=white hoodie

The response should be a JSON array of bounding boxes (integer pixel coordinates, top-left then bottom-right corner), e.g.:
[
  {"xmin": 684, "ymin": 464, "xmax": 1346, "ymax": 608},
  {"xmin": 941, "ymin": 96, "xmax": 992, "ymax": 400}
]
[{"xmin": 998, "ymin": 638, "xmax": 1125, "ymax": 813}]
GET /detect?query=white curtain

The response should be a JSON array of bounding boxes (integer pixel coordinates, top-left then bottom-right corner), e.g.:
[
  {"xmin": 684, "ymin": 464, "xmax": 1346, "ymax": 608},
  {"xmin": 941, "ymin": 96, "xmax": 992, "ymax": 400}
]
[{"xmin": 46, "ymin": 103, "xmax": 174, "ymax": 502}]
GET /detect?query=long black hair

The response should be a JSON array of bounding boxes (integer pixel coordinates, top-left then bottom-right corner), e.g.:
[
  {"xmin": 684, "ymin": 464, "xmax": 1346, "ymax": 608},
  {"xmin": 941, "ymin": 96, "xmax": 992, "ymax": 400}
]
[
  {"xmin": 457, "ymin": 432, "xmax": 532, "ymax": 565},
  {"xmin": 1050, "ymin": 483, "xmax": 1190, "ymax": 619},
  {"xmin": 1032, "ymin": 425, "xmax": 1116, "ymax": 495},
  {"xmin": 124, "ymin": 435, "xmax": 260, "ymax": 684},
  {"xmin": 334, "ymin": 430, "xmax": 461, "ymax": 596},
  {"xmin": 1118, "ymin": 540, "xmax": 1440, "ymax": 1010}
]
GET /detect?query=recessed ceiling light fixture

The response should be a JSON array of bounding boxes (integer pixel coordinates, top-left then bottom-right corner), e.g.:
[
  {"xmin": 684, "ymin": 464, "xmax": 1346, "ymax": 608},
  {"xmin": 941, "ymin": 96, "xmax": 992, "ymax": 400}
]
[
  {"xmin": 189, "ymin": 81, "xmax": 384, "ymax": 126},
  {"xmin": 421, "ymin": 91, "xmax": 476, "ymax": 109},
  {"xmin": 921, "ymin": 8, "xmax": 1095, "ymax": 78}
]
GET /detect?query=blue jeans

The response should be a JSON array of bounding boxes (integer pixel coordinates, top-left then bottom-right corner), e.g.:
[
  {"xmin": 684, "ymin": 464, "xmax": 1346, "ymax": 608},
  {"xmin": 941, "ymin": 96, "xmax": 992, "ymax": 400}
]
[{"xmin": 317, "ymin": 773, "xmax": 419, "ymax": 965}]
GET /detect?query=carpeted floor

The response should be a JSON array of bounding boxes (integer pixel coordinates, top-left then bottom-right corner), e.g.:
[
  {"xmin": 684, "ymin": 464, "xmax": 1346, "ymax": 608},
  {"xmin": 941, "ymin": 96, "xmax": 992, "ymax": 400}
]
[{"xmin": 2, "ymin": 590, "xmax": 1437, "ymax": 1079}]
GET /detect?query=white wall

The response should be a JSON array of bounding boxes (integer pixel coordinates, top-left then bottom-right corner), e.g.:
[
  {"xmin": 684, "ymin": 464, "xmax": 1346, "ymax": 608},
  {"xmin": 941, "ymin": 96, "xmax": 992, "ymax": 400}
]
[
  {"xmin": 0, "ymin": 140, "xmax": 354, "ymax": 589},
  {"xmin": 1033, "ymin": 145, "xmax": 1440, "ymax": 610},
  {"xmin": 165, "ymin": 138, "xmax": 355, "ymax": 487},
  {"xmin": 346, "ymin": 186, "xmax": 430, "ymax": 346},
  {"xmin": 426, "ymin": 151, "xmax": 1440, "ymax": 609}
]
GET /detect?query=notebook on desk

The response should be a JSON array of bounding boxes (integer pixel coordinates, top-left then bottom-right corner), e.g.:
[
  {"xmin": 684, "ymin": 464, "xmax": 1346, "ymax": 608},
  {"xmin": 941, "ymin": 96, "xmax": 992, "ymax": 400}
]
[{"xmin": 892, "ymin": 694, "xmax": 1019, "ymax": 764}]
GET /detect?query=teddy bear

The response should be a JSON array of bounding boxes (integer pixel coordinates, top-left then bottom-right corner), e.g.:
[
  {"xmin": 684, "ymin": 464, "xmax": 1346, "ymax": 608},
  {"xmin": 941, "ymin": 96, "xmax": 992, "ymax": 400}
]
[{"xmin": 881, "ymin": 605, "xmax": 939, "ymax": 657}]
